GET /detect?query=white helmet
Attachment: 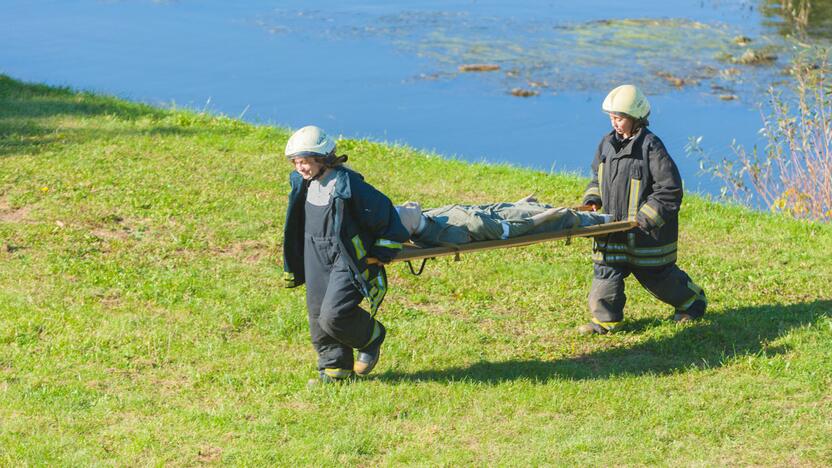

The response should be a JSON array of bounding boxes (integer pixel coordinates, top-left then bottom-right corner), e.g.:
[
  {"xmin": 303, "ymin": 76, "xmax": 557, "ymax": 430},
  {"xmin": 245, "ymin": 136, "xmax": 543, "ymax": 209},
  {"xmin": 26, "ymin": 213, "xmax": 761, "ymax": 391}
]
[
  {"xmin": 285, "ymin": 125, "xmax": 336, "ymax": 159},
  {"xmin": 602, "ymin": 85, "xmax": 650, "ymax": 120}
]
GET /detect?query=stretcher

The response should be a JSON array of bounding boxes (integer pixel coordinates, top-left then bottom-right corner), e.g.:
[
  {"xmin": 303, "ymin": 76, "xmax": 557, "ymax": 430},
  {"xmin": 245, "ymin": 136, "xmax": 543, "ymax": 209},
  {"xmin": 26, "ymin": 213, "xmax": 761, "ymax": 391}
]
[{"xmin": 391, "ymin": 219, "xmax": 637, "ymax": 273}]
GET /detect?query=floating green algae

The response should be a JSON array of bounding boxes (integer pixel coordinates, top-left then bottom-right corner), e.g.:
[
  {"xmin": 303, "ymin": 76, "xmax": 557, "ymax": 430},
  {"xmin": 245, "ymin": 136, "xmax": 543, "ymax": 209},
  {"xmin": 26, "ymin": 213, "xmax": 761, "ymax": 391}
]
[
  {"xmin": 259, "ymin": 10, "xmax": 788, "ymax": 99},
  {"xmin": 406, "ymin": 17, "xmax": 781, "ymax": 96}
]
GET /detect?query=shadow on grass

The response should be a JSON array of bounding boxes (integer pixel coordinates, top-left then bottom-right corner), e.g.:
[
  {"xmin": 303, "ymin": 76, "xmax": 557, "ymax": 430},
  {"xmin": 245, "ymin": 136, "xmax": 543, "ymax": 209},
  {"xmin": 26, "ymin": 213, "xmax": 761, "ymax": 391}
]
[
  {"xmin": 0, "ymin": 74, "xmax": 167, "ymax": 120},
  {"xmin": 0, "ymin": 74, "xmax": 244, "ymax": 158},
  {"xmin": 380, "ymin": 300, "xmax": 832, "ymax": 383}
]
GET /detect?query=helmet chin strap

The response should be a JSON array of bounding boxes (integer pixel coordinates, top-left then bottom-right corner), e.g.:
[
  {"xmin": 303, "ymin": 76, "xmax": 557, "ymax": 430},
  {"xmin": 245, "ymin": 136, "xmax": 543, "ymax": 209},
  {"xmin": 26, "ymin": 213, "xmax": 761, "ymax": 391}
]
[
  {"xmin": 309, "ymin": 153, "xmax": 348, "ymax": 180},
  {"xmin": 310, "ymin": 166, "xmax": 327, "ymax": 181}
]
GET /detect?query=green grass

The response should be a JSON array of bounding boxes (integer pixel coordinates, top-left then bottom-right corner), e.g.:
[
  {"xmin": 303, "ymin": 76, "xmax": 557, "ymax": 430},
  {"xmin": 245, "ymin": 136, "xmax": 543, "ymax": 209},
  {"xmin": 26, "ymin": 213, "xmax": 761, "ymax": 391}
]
[{"xmin": 1, "ymin": 74, "xmax": 831, "ymax": 465}]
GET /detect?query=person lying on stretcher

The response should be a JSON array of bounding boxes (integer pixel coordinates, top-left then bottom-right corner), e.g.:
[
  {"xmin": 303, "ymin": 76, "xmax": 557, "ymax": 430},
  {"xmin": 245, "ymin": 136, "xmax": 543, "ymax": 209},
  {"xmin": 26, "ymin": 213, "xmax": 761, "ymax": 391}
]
[{"xmin": 394, "ymin": 195, "xmax": 613, "ymax": 247}]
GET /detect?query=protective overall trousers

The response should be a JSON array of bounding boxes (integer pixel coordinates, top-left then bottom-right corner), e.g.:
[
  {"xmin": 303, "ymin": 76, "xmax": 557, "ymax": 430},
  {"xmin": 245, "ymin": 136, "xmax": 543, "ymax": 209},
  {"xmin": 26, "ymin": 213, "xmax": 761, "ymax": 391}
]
[
  {"xmin": 589, "ymin": 263, "xmax": 707, "ymax": 327},
  {"xmin": 583, "ymin": 128, "xmax": 707, "ymax": 330},
  {"xmin": 304, "ymin": 198, "xmax": 378, "ymax": 376}
]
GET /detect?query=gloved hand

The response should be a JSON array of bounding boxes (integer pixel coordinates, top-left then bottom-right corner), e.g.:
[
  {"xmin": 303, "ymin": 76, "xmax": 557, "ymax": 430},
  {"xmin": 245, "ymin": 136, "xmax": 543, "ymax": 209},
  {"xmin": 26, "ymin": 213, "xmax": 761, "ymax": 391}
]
[
  {"xmin": 636, "ymin": 212, "xmax": 660, "ymax": 240},
  {"xmin": 582, "ymin": 195, "xmax": 601, "ymax": 211}
]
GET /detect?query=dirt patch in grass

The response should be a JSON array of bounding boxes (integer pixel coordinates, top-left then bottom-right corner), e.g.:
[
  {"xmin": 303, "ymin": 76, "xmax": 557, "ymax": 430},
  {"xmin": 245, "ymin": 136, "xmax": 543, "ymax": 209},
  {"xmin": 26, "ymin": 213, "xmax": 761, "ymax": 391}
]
[
  {"xmin": 98, "ymin": 294, "xmax": 123, "ymax": 310},
  {"xmin": 145, "ymin": 375, "xmax": 190, "ymax": 394},
  {"xmin": 197, "ymin": 445, "xmax": 223, "ymax": 463},
  {"xmin": 91, "ymin": 228, "xmax": 131, "ymax": 241},
  {"xmin": 396, "ymin": 296, "xmax": 468, "ymax": 319},
  {"xmin": 0, "ymin": 197, "xmax": 32, "ymax": 223},
  {"xmin": 88, "ymin": 215, "xmax": 150, "ymax": 245},
  {"xmin": 2, "ymin": 242, "xmax": 25, "ymax": 255},
  {"xmin": 216, "ymin": 240, "xmax": 271, "ymax": 263}
]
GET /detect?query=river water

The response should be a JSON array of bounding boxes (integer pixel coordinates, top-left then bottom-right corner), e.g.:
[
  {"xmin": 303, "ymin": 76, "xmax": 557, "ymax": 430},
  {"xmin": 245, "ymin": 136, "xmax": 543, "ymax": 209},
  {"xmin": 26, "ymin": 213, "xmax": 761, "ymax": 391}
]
[{"xmin": 1, "ymin": 0, "xmax": 813, "ymax": 194}]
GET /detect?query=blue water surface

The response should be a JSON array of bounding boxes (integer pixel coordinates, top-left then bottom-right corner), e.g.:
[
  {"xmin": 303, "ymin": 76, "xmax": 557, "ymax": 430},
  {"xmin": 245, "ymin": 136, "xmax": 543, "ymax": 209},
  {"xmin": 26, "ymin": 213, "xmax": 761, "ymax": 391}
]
[{"xmin": 3, "ymin": 0, "xmax": 785, "ymax": 195}]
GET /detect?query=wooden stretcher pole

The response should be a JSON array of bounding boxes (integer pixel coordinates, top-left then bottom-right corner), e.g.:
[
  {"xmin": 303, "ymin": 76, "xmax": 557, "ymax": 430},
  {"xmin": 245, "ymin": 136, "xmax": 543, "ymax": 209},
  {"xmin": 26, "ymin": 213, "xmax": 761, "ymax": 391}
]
[{"xmin": 390, "ymin": 220, "xmax": 637, "ymax": 263}]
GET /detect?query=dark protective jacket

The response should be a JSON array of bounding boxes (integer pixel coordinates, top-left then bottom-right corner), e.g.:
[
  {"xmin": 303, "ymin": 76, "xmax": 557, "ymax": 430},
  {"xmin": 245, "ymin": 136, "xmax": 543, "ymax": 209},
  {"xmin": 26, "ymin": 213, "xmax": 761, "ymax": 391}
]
[
  {"xmin": 582, "ymin": 128, "xmax": 683, "ymax": 268},
  {"xmin": 283, "ymin": 166, "xmax": 409, "ymax": 314}
]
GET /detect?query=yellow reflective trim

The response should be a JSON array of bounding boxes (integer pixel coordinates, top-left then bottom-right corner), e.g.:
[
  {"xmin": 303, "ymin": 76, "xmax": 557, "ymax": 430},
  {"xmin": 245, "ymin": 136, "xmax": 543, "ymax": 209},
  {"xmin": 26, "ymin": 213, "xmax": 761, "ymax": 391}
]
[
  {"xmin": 361, "ymin": 321, "xmax": 382, "ymax": 348},
  {"xmin": 595, "ymin": 240, "xmax": 678, "ymax": 256},
  {"xmin": 351, "ymin": 235, "xmax": 366, "ymax": 260},
  {"xmin": 598, "ymin": 251, "xmax": 678, "ymax": 267},
  {"xmin": 362, "ymin": 270, "xmax": 370, "ymax": 280},
  {"xmin": 324, "ymin": 368, "xmax": 352, "ymax": 379},
  {"xmin": 369, "ymin": 297, "xmax": 382, "ymax": 315},
  {"xmin": 678, "ymin": 281, "xmax": 707, "ymax": 311},
  {"xmin": 376, "ymin": 287, "xmax": 387, "ymax": 311},
  {"xmin": 364, "ymin": 273, "xmax": 387, "ymax": 315},
  {"xmin": 640, "ymin": 203, "xmax": 665, "ymax": 228},
  {"xmin": 687, "ymin": 281, "xmax": 703, "ymax": 295},
  {"xmin": 598, "ymin": 163, "xmax": 605, "ymax": 198},
  {"xmin": 374, "ymin": 276, "xmax": 386, "ymax": 299},
  {"xmin": 374, "ymin": 239, "xmax": 402, "ymax": 249},
  {"xmin": 591, "ymin": 317, "xmax": 620, "ymax": 330},
  {"xmin": 678, "ymin": 295, "xmax": 696, "ymax": 311},
  {"xmin": 627, "ymin": 178, "xmax": 641, "ymax": 222}
]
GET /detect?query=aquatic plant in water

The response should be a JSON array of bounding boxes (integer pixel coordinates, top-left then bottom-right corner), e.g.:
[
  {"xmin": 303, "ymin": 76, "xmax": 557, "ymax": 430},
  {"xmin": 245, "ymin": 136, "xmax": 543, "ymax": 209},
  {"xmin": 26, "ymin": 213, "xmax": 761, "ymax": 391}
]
[
  {"xmin": 257, "ymin": 9, "xmax": 785, "ymax": 100},
  {"xmin": 687, "ymin": 46, "xmax": 832, "ymax": 221},
  {"xmin": 408, "ymin": 17, "xmax": 774, "ymax": 95}
]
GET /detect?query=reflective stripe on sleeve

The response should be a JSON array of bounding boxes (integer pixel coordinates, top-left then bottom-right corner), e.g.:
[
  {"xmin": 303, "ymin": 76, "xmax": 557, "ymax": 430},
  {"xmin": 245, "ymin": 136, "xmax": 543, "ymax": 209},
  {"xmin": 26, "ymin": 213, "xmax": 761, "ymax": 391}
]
[
  {"xmin": 639, "ymin": 203, "xmax": 665, "ymax": 228},
  {"xmin": 374, "ymin": 238, "xmax": 403, "ymax": 249}
]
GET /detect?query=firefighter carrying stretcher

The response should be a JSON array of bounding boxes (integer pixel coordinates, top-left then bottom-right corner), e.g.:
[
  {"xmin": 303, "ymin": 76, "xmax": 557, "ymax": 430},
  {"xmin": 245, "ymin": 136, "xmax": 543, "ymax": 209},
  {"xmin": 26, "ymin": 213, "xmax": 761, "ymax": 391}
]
[
  {"xmin": 282, "ymin": 126, "xmax": 409, "ymax": 385},
  {"xmin": 578, "ymin": 84, "xmax": 707, "ymax": 335}
]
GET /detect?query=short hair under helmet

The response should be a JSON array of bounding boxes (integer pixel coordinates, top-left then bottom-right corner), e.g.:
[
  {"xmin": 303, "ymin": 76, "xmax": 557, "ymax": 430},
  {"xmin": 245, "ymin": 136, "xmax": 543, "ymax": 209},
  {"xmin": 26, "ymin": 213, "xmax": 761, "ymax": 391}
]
[
  {"xmin": 602, "ymin": 84, "xmax": 651, "ymax": 120},
  {"xmin": 284, "ymin": 125, "xmax": 336, "ymax": 159}
]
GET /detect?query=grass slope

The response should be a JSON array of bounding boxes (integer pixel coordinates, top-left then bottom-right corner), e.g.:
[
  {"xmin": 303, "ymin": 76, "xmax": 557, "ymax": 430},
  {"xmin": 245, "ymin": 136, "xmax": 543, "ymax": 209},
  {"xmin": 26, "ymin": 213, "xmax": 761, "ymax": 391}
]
[{"xmin": 1, "ymin": 75, "xmax": 831, "ymax": 465}]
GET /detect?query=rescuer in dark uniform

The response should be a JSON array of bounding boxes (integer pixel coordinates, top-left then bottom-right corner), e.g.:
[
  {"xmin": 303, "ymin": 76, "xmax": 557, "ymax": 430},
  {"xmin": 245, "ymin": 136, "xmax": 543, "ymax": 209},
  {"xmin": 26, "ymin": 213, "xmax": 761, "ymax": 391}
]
[
  {"xmin": 579, "ymin": 85, "xmax": 707, "ymax": 335},
  {"xmin": 282, "ymin": 126, "xmax": 409, "ymax": 382}
]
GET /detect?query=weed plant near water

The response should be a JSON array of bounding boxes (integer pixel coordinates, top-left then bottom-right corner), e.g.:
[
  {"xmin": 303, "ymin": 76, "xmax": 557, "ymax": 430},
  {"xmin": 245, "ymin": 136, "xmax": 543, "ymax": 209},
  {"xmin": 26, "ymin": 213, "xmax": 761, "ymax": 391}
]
[{"xmin": 689, "ymin": 46, "xmax": 832, "ymax": 221}]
